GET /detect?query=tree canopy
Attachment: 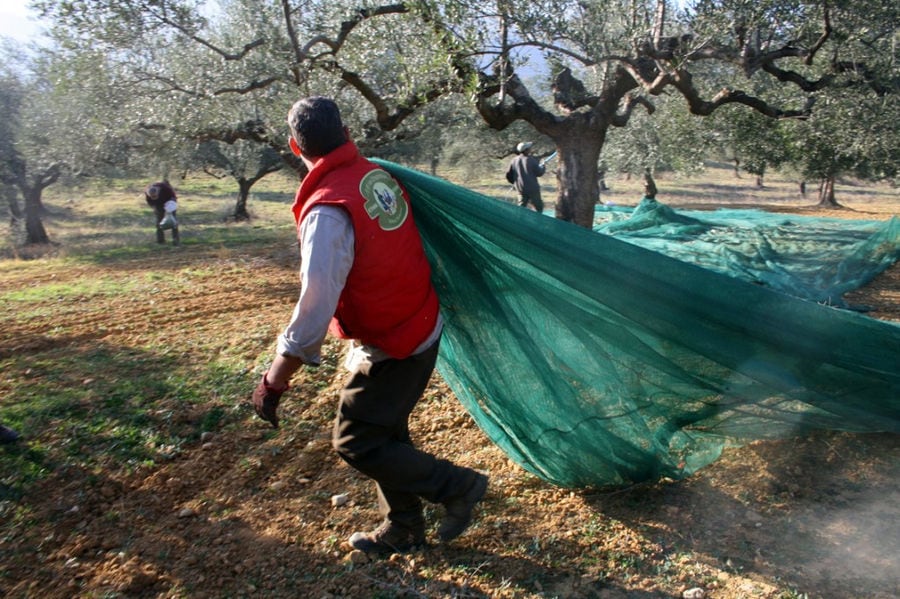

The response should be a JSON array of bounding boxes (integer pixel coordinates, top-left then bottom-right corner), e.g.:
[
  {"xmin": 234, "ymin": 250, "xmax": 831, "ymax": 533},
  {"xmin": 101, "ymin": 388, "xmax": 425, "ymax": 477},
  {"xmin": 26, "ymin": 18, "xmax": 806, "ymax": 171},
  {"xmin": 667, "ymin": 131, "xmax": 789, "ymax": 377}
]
[{"xmin": 11, "ymin": 0, "xmax": 899, "ymax": 229}]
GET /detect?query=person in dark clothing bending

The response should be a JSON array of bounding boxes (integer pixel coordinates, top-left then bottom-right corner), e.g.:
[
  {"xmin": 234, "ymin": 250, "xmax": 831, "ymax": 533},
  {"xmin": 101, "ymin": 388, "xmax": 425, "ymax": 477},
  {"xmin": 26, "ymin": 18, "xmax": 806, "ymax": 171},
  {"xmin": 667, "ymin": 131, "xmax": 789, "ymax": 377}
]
[{"xmin": 144, "ymin": 181, "xmax": 180, "ymax": 245}]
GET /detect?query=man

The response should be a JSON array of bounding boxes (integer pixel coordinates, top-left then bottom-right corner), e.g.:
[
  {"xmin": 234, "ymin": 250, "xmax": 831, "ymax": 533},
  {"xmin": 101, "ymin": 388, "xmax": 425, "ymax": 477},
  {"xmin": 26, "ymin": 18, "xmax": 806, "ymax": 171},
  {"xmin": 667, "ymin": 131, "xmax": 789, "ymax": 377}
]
[
  {"xmin": 505, "ymin": 141, "xmax": 546, "ymax": 212},
  {"xmin": 144, "ymin": 181, "xmax": 180, "ymax": 245},
  {"xmin": 252, "ymin": 96, "xmax": 488, "ymax": 555}
]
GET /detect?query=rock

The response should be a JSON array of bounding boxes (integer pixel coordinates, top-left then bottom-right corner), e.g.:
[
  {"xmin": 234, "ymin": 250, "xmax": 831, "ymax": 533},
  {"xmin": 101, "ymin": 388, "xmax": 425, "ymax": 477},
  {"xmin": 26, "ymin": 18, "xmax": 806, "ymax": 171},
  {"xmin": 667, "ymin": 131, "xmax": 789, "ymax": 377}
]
[
  {"xmin": 682, "ymin": 588, "xmax": 706, "ymax": 599},
  {"xmin": 270, "ymin": 481, "xmax": 287, "ymax": 492},
  {"xmin": 177, "ymin": 507, "xmax": 196, "ymax": 518},
  {"xmin": 331, "ymin": 493, "xmax": 349, "ymax": 508},
  {"xmin": 348, "ymin": 550, "xmax": 368, "ymax": 565},
  {"xmin": 200, "ymin": 431, "xmax": 214, "ymax": 443}
]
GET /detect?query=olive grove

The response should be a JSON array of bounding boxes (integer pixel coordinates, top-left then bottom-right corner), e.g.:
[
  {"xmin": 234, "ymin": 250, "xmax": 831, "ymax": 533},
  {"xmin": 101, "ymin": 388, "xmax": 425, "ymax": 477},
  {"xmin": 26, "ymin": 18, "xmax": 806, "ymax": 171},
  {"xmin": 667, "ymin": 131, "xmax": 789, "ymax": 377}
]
[{"xmin": 19, "ymin": 0, "xmax": 900, "ymax": 229}]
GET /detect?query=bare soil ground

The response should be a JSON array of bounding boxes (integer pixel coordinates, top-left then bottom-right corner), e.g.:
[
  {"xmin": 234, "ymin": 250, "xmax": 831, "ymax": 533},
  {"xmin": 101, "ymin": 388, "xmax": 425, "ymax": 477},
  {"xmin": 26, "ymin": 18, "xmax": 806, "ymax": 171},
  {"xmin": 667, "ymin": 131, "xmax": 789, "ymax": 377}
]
[{"xmin": 1, "ymin": 184, "xmax": 898, "ymax": 599}]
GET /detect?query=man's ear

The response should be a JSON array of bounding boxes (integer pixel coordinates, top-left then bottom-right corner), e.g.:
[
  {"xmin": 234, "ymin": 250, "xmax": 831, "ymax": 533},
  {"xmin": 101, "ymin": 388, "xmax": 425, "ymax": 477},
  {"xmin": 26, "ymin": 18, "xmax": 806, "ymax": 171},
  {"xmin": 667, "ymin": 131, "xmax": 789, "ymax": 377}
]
[
  {"xmin": 343, "ymin": 126, "xmax": 351, "ymax": 141},
  {"xmin": 289, "ymin": 137, "xmax": 302, "ymax": 157}
]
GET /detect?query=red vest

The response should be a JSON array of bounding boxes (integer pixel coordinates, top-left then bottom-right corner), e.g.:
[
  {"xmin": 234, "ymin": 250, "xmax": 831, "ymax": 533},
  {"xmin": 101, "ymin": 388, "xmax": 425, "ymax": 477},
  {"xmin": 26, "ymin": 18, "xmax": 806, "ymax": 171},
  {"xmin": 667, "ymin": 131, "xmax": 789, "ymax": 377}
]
[{"xmin": 291, "ymin": 141, "xmax": 440, "ymax": 358}]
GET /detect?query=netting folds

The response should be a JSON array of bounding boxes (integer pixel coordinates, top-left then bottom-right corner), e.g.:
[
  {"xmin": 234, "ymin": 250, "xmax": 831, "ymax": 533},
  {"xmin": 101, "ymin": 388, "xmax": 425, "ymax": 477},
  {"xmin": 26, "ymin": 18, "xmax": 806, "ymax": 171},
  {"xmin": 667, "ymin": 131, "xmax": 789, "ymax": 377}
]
[
  {"xmin": 377, "ymin": 161, "xmax": 900, "ymax": 488},
  {"xmin": 594, "ymin": 198, "xmax": 900, "ymax": 307}
]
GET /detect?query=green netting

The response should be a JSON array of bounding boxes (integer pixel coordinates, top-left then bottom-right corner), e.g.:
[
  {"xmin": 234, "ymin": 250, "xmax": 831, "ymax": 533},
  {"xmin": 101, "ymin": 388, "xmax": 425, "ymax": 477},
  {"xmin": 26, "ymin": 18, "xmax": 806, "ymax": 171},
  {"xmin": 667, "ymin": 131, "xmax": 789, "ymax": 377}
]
[
  {"xmin": 377, "ymin": 160, "xmax": 900, "ymax": 489},
  {"xmin": 594, "ymin": 198, "xmax": 900, "ymax": 307}
]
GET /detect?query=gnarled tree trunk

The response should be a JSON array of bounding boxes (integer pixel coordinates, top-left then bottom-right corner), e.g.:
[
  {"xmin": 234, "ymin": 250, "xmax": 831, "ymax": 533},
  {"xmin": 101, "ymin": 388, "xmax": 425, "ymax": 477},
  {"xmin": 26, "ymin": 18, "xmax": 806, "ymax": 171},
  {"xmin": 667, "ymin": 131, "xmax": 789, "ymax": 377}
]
[
  {"xmin": 817, "ymin": 176, "xmax": 841, "ymax": 208},
  {"xmin": 234, "ymin": 178, "xmax": 252, "ymax": 221},
  {"xmin": 23, "ymin": 186, "xmax": 50, "ymax": 245},
  {"xmin": 554, "ymin": 134, "xmax": 604, "ymax": 226}
]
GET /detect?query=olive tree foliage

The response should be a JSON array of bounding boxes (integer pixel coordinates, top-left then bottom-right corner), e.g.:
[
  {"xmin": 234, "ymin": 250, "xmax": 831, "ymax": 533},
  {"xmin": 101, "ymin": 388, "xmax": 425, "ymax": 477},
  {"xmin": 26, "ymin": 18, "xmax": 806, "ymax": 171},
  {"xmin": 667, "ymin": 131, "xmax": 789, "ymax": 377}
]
[
  {"xmin": 782, "ymin": 88, "xmax": 900, "ymax": 206},
  {"xmin": 709, "ymin": 105, "xmax": 794, "ymax": 186},
  {"xmin": 0, "ymin": 67, "xmax": 26, "ymax": 229},
  {"xmin": 0, "ymin": 30, "xmax": 146, "ymax": 245},
  {"xmin": 34, "ymin": 0, "xmax": 899, "ymax": 228},
  {"xmin": 699, "ymin": 2, "xmax": 900, "ymax": 205},
  {"xmin": 707, "ymin": 85, "xmax": 900, "ymax": 205},
  {"xmin": 0, "ymin": 65, "xmax": 56, "ymax": 245},
  {"xmin": 0, "ymin": 48, "xmax": 94, "ymax": 245},
  {"xmin": 33, "ymin": 0, "xmax": 460, "ymax": 171},
  {"xmin": 601, "ymin": 92, "xmax": 714, "ymax": 184},
  {"xmin": 376, "ymin": 95, "xmax": 543, "ymax": 182}
]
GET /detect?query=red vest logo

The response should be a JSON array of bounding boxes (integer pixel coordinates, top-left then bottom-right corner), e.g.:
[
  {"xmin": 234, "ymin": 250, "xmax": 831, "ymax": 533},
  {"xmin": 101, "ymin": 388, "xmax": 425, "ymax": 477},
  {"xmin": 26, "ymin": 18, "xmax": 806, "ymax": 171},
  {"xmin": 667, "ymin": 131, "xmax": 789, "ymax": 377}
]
[{"xmin": 360, "ymin": 170, "xmax": 408, "ymax": 231}]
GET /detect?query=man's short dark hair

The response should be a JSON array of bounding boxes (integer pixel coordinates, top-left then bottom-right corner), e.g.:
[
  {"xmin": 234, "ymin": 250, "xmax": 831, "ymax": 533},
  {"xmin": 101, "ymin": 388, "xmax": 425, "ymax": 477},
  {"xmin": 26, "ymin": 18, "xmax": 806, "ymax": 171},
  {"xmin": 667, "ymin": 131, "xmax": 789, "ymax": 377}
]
[{"xmin": 287, "ymin": 97, "xmax": 346, "ymax": 158}]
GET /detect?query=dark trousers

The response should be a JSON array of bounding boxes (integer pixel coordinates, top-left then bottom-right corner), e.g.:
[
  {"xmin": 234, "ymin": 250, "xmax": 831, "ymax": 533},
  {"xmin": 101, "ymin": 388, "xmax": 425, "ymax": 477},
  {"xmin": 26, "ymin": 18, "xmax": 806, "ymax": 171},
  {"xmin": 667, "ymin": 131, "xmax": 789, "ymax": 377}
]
[
  {"xmin": 332, "ymin": 337, "xmax": 478, "ymax": 531},
  {"xmin": 153, "ymin": 206, "xmax": 180, "ymax": 245},
  {"xmin": 518, "ymin": 193, "xmax": 544, "ymax": 213}
]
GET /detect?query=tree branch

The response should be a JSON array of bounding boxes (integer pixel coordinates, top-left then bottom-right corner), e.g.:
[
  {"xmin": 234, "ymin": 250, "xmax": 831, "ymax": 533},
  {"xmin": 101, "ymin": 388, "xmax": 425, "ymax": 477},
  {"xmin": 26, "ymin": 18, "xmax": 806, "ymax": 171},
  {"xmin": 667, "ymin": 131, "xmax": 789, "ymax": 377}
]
[
  {"xmin": 212, "ymin": 77, "xmax": 283, "ymax": 96},
  {"xmin": 806, "ymin": 6, "xmax": 833, "ymax": 65},
  {"xmin": 281, "ymin": 0, "xmax": 304, "ymax": 84},
  {"xmin": 761, "ymin": 62, "xmax": 833, "ymax": 92},
  {"xmin": 610, "ymin": 95, "xmax": 656, "ymax": 127},
  {"xmin": 192, "ymin": 120, "xmax": 270, "ymax": 144},
  {"xmin": 299, "ymin": 4, "xmax": 410, "ymax": 57},
  {"xmin": 475, "ymin": 73, "xmax": 561, "ymax": 133},
  {"xmin": 332, "ymin": 64, "xmax": 451, "ymax": 131},
  {"xmin": 670, "ymin": 68, "xmax": 813, "ymax": 118},
  {"xmin": 145, "ymin": 5, "xmax": 265, "ymax": 61}
]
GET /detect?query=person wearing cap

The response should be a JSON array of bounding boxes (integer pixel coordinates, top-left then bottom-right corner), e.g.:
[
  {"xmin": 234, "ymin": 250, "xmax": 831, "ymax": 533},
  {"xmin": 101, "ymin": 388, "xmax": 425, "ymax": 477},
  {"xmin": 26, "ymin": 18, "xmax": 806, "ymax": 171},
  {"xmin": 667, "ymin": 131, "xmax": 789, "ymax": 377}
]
[
  {"xmin": 251, "ymin": 96, "xmax": 488, "ymax": 555},
  {"xmin": 505, "ymin": 141, "xmax": 546, "ymax": 212},
  {"xmin": 144, "ymin": 181, "xmax": 180, "ymax": 245}
]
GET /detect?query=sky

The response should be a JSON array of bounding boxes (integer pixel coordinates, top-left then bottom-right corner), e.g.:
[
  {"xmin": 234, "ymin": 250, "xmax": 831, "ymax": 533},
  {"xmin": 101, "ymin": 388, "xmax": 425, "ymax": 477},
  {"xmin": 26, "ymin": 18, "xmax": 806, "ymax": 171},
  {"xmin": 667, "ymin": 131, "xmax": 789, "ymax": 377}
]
[{"xmin": 0, "ymin": 1, "xmax": 45, "ymax": 44}]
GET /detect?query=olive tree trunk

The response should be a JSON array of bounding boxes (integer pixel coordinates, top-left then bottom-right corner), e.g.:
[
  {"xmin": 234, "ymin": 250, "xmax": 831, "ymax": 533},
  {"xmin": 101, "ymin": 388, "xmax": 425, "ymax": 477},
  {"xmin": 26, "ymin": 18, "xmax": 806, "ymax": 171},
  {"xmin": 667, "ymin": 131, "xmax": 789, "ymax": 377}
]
[
  {"xmin": 23, "ymin": 187, "xmax": 50, "ymax": 244},
  {"xmin": 233, "ymin": 178, "xmax": 252, "ymax": 221},
  {"xmin": 816, "ymin": 176, "xmax": 841, "ymax": 208},
  {"xmin": 554, "ymin": 137, "xmax": 603, "ymax": 226}
]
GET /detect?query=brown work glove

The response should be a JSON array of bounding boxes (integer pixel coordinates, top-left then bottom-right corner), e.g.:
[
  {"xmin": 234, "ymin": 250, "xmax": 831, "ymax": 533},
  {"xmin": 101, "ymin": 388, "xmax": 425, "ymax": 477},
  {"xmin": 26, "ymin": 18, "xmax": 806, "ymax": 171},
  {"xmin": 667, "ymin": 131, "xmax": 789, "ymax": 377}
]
[{"xmin": 252, "ymin": 374, "xmax": 288, "ymax": 428}]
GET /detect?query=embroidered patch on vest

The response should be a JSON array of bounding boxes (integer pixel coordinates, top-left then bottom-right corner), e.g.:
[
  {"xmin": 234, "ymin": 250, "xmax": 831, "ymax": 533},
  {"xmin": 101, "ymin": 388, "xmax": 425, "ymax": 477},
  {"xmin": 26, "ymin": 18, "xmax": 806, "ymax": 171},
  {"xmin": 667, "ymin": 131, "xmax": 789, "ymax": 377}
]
[{"xmin": 360, "ymin": 169, "xmax": 408, "ymax": 231}]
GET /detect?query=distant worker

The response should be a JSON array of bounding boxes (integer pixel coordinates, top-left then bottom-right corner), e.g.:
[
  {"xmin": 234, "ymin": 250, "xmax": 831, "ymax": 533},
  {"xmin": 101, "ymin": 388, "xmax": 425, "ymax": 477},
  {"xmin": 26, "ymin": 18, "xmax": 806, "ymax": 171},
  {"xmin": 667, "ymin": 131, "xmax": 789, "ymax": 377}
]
[
  {"xmin": 505, "ymin": 141, "xmax": 546, "ymax": 213},
  {"xmin": 597, "ymin": 163, "xmax": 610, "ymax": 191},
  {"xmin": 144, "ymin": 181, "xmax": 180, "ymax": 245}
]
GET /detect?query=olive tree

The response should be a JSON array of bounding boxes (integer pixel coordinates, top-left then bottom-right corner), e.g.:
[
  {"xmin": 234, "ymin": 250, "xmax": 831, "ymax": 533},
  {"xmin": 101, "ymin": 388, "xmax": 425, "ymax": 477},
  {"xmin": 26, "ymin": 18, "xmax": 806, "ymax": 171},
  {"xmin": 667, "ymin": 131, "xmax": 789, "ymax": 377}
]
[
  {"xmin": 193, "ymin": 139, "xmax": 284, "ymax": 219},
  {"xmin": 0, "ymin": 56, "xmax": 61, "ymax": 245}
]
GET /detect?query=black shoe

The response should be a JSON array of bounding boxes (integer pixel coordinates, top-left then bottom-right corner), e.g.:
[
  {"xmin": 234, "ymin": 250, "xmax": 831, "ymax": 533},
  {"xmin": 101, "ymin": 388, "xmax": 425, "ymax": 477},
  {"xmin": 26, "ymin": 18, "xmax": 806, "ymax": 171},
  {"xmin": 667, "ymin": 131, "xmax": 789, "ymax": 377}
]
[
  {"xmin": 0, "ymin": 425, "xmax": 20, "ymax": 444},
  {"xmin": 438, "ymin": 472, "xmax": 488, "ymax": 542},
  {"xmin": 348, "ymin": 520, "xmax": 426, "ymax": 554}
]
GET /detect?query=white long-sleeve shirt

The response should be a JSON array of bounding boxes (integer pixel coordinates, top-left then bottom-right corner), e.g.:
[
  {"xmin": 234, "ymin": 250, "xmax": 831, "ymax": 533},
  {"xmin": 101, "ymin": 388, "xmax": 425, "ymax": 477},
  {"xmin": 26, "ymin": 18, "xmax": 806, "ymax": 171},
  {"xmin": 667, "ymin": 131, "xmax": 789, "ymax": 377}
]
[{"xmin": 275, "ymin": 204, "xmax": 442, "ymax": 371}]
